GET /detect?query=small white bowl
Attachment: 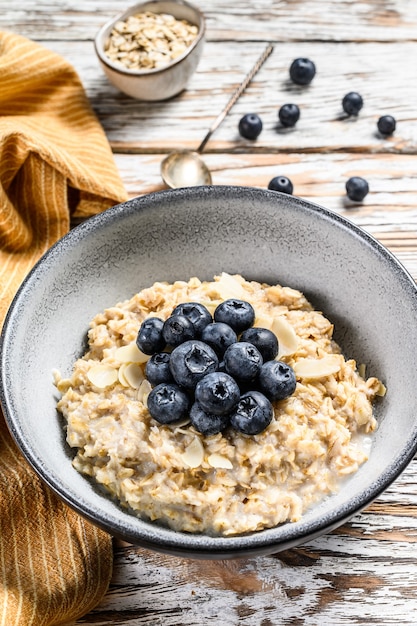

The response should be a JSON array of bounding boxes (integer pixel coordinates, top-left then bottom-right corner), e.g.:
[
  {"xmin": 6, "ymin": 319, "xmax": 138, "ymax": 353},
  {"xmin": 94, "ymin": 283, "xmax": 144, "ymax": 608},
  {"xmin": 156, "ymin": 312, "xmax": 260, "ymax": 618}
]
[{"xmin": 94, "ymin": 0, "xmax": 205, "ymax": 100}]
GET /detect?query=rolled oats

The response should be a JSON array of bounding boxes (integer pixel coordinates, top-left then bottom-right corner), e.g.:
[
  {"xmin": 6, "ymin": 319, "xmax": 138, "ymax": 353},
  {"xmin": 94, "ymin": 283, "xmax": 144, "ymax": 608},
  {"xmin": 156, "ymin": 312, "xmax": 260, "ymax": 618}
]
[{"xmin": 104, "ymin": 11, "xmax": 199, "ymax": 71}]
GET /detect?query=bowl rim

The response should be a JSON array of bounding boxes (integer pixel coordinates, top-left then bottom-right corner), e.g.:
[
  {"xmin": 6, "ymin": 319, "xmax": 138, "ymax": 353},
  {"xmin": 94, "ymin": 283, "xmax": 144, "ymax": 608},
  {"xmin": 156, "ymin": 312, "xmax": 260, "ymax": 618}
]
[
  {"xmin": 94, "ymin": 0, "xmax": 206, "ymax": 77},
  {"xmin": 2, "ymin": 185, "xmax": 417, "ymax": 557}
]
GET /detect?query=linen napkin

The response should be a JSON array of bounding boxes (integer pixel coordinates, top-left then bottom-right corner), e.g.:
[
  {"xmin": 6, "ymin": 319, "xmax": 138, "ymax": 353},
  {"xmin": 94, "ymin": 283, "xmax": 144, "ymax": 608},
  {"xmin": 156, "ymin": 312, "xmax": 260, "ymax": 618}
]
[{"xmin": 0, "ymin": 31, "xmax": 128, "ymax": 625}]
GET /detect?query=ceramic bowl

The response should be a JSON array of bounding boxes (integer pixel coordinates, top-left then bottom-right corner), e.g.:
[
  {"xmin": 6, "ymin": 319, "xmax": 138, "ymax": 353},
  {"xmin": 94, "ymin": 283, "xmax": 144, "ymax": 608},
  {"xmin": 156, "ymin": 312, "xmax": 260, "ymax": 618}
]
[
  {"xmin": 94, "ymin": 0, "xmax": 205, "ymax": 100},
  {"xmin": 2, "ymin": 186, "xmax": 417, "ymax": 559}
]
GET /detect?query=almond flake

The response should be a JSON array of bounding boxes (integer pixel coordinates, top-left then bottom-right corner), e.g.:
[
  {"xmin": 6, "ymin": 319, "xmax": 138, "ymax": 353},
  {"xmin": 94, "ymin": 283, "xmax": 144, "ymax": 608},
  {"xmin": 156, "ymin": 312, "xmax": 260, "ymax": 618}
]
[
  {"xmin": 114, "ymin": 343, "xmax": 149, "ymax": 364},
  {"xmin": 137, "ymin": 379, "xmax": 152, "ymax": 405},
  {"xmin": 293, "ymin": 355, "xmax": 342, "ymax": 379},
  {"xmin": 253, "ymin": 314, "xmax": 273, "ymax": 330},
  {"xmin": 208, "ymin": 453, "xmax": 233, "ymax": 470},
  {"xmin": 272, "ymin": 317, "xmax": 299, "ymax": 357},
  {"xmin": 118, "ymin": 363, "xmax": 129, "ymax": 387},
  {"xmin": 123, "ymin": 363, "xmax": 145, "ymax": 389},
  {"xmin": 87, "ymin": 364, "xmax": 118, "ymax": 388},
  {"xmin": 213, "ymin": 273, "xmax": 246, "ymax": 300},
  {"xmin": 180, "ymin": 437, "xmax": 204, "ymax": 468}
]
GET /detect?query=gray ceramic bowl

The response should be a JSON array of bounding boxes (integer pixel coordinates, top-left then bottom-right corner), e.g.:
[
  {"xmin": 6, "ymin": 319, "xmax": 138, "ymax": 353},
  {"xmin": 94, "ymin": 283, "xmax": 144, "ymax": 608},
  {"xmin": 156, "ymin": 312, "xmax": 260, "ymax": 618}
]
[
  {"xmin": 2, "ymin": 186, "xmax": 417, "ymax": 559},
  {"xmin": 94, "ymin": 0, "xmax": 205, "ymax": 100}
]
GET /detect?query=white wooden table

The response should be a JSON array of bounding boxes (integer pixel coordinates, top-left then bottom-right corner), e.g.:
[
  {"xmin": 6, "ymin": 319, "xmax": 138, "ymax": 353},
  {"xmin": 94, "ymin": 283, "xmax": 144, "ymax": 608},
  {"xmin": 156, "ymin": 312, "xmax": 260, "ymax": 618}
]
[{"xmin": 3, "ymin": 1, "xmax": 417, "ymax": 623}]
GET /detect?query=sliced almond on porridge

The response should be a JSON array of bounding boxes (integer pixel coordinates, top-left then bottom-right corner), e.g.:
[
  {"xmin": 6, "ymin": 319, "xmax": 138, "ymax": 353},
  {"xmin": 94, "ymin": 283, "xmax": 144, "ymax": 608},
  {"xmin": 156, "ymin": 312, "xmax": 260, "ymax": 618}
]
[
  {"xmin": 272, "ymin": 316, "xmax": 299, "ymax": 356},
  {"xmin": 293, "ymin": 355, "xmax": 342, "ymax": 379},
  {"xmin": 180, "ymin": 437, "xmax": 204, "ymax": 468},
  {"xmin": 114, "ymin": 343, "xmax": 149, "ymax": 364},
  {"xmin": 137, "ymin": 379, "xmax": 152, "ymax": 405},
  {"xmin": 122, "ymin": 363, "xmax": 145, "ymax": 389},
  {"xmin": 253, "ymin": 314, "xmax": 273, "ymax": 330},
  {"xmin": 87, "ymin": 364, "xmax": 118, "ymax": 388},
  {"xmin": 208, "ymin": 453, "xmax": 233, "ymax": 469},
  {"xmin": 213, "ymin": 273, "xmax": 246, "ymax": 300}
]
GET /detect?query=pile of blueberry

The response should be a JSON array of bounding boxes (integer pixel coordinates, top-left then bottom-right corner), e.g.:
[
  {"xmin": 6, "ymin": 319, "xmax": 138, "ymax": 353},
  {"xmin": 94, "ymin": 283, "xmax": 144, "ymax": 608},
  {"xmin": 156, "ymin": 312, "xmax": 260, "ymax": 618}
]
[
  {"xmin": 238, "ymin": 57, "xmax": 397, "ymax": 203},
  {"xmin": 136, "ymin": 300, "xmax": 296, "ymax": 436}
]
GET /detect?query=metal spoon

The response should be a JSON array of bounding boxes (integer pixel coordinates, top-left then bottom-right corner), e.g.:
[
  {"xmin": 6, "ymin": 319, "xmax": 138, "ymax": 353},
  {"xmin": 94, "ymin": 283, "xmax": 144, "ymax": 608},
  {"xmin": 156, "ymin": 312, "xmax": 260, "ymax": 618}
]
[{"xmin": 160, "ymin": 44, "xmax": 274, "ymax": 189}]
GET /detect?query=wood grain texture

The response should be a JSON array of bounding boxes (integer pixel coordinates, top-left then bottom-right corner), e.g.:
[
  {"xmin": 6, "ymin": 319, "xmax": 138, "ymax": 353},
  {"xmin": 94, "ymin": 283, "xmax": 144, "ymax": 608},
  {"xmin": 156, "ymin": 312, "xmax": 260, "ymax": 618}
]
[{"xmin": 6, "ymin": 1, "xmax": 417, "ymax": 624}]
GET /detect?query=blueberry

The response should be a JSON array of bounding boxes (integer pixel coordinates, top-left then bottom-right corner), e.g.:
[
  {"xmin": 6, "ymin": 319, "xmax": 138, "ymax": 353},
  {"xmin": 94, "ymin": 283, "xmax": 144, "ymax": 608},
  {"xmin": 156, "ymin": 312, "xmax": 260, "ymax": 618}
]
[
  {"xmin": 214, "ymin": 299, "xmax": 255, "ymax": 334},
  {"xmin": 169, "ymin": 340, "xmax": 218, "ymax": 389},
  {"xmin": 342, "ymin": 92, "xmax": 363, "ymax": 116},
  {"xmin": 189, "ymin": 403, "xmax": 230, "ymax": 436},
  {"xmin": 289, "ymin": 58, "xmax": 316, "ymax": 85},
  {"xmin": 145, "ymin": 352, "xmax": 174, "ymax": 386},
  {"xmin": 171, "ymin": 302, "xmax": 212, "ymax": 336},
  {"xmin": 162, "ymin": 314, "xmax": 195, "ymax": 347},
  {"xmin": 240, "ymin": 327, "xmax": 279, "ymax": 362},
  {"xmin": 345, "ymin": 176, "xmax": 369, "ymax": 202},
  {"xmin": 224, "ymin": 341, "xmax": 263, "ymax": 382},
  {"xmin": 201, "ymin": 322, "xmax": 237, "ymax": 357},
  {"xmin": 147, "ymin": 383, "xmax": 190, "ymax": 424},
  {"xmin": 258, "ymin": 360, "xmax": 296, "ymax": 402},
  {"xmin": 268, "ymin": 176, "xmax": 293, "ymax": 195},
  {"xmin": 136, "ymin": 317, "xmax": 165, "ymax": 355},
  {"xmin": 230, "ymin": 391, "xmax": 273, "ymax": 435},
  {"xmin": 377, "ymin": 115, "xmax": 396, "ymax": 136},
  {"xmin": 195, "ymin": 372, "xmax": 240, "ymax": 416},
  {"xmin": 238, "ymin": 113, "xmax": 263, "ymax": 140},
  {"xmin": 278, "ymin": 103, "xmax": 300, "ymax": 127}
]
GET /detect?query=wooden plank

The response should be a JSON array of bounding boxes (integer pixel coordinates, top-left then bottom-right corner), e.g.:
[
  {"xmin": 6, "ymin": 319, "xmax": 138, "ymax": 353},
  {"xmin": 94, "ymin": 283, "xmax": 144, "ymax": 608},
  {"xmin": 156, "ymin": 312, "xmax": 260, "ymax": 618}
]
[
  {"xmin": 3, "ymin": 0, "xmax": 417, "ymax": 43},
  {"xmin": 24, "ymin": 40, "xmax": 417, "ymax": 154}
]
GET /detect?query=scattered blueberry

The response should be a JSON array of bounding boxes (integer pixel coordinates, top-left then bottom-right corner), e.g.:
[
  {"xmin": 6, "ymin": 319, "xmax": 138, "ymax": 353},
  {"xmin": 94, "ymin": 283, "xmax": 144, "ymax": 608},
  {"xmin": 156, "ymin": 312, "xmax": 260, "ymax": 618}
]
[
  {"xmin": 240, "ymin": 327, "xmax": 279, "ymax": 362},
  {"xmin": 224, "ymin": 341, "xmax": 263, "ymax": 382},
  {"xmin": 289, "ymin": 58, "xmax": 316, "ymax": 85},
  {"xmin": 145, "ymin": 352, "xmax": 174, "ymax": 387},
  {"xmin": 258, "ymin": 360, "xmax": 296, "ymax": 402},
  {"xmin": 163, "ymin": 314, "xmax": 195, "ymax": 347},
  {"xmin": 136, "ymin": 317, "xmax": 165, "ymax": 355},
  {"xmin": 189, "ymin": 403, "xmax": 230, "ymax": 436},
  {"xmin": 268, "ymin": 176, "xmax": 294, "ymax": 195},
  {"xmin": 214, "ymin": 299, "xmax": 255, "ymax": 333},
  {"xmin": 230, "ymin": 391, "xmax": 273, "ymax": 435},
  {"xmin": 377, "ymin": 115, "xmax": 396, "ymax": 136},
  {"xmin": 238, "ymin": 113, "xmax": 263, "ymax": 140},
  {"xmin": 195, "ymin": 372, "xmax": 240, "ymax": 415},
  {"xmin": 278, "ymin": 103, "xmax": 300, "ymax": 127},
  {"xmin": 342, "ymin": 92, "xmax": 363, "ymax": 116},
  {"xmin": 169, "ymin": 340, "xmax": 218, "ymax": 389},
  {"xmin": 345, "ymin": 176, "xmax": 369, "ymax": 202},
  {"xmin": 201, "ymin": 322, "xmax": 237, "ymax": 357},
  {"xmin": 147, "ymin": 383, "xmax": 190, "ymax": 424},
  {"xmin": 171, "ymin": 302, "xmax": 212, "ymax": 336}
]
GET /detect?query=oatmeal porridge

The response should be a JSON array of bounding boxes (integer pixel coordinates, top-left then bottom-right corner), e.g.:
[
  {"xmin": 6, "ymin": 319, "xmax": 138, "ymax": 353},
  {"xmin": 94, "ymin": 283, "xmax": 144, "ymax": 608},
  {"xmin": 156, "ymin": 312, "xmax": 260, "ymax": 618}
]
[{"xmin": 55, "ymin": 273, "xmax": 385, "ymax": 536}]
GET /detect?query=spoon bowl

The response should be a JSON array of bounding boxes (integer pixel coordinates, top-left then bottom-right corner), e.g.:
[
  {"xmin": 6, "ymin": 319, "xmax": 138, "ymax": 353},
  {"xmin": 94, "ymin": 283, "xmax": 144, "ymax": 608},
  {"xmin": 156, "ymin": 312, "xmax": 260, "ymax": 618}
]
[{"xmin": 161, "ymin": 150, "xmax": 212, "ymax": 188}]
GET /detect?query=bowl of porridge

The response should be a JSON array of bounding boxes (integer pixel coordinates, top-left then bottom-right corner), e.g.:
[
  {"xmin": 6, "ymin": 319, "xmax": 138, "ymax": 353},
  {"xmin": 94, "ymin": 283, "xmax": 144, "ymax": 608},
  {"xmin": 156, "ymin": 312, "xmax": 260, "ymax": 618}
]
[
  {"xmin": 1, "ymin": 185, "xmax": 417, "ymax": 559},
  {"xmin": 94, "ymin": 0, "xmax": 205, "ymax": 100}
]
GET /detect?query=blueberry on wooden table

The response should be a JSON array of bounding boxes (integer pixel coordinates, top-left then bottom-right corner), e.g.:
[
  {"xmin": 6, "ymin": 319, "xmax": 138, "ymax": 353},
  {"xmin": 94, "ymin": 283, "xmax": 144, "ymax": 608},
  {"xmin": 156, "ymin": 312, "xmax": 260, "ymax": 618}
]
[
  {"xmin": 278, "ymin": 103, "xmax": 300, "ymax": 127},
  {"xmin": 342, "ymin": 91, "xmax": 363, "ymax": 116},
  {"xmin": 268, "ymin": 176, "xmax": 294, "ymax": 195},
  {"xmin": 136, "ymin": 317, "xmax": 165, "ymax": 354},
  {"xmin": 258, "ymin": 360, "xmax": 296, "ymax": 402},
  {"xmin": 189, "ymin": 403, "xmax": 230, "ymax": 436},
  {"xmin": 147, "ymin": 383, "xmax": 190, "ymax": 424},
  {"xmin": 195, "ymin": 371, "xmax": 240, "ymax": 415},
  {"xmin": 377, "ymin": 114, "xmax": 396, "ymax": 135},
  {"xmin": 345, "ymin": 176, "xmax": 369, "ymax": 202},
  {"xmin": 289, "ymin": 57, "xmax": 316, "ymax": 85},
  {"xmin": 238, "ymin": 113, "xmax": 263, "ymax": 139},
  {"xmin": 230, "ymin": 391, "xmax": 273, "ymax": 435},
  {"xmin": 214, "ymin": 299, "xmax": 255, "ymax": 333}
]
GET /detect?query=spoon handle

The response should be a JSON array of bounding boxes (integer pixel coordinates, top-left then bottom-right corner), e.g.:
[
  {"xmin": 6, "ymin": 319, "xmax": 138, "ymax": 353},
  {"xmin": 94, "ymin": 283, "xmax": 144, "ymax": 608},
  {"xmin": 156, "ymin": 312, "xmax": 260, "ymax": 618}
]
[{"xmin": 196, "ymin": 43, "xmax": 274, "ymax": 154}]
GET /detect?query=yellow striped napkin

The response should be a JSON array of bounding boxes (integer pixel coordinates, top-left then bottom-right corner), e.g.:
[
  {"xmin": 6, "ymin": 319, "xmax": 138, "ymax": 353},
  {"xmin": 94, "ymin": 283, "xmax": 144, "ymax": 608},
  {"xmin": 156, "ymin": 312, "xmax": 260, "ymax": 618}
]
[{"xmin": 0, "ymin": 30, "xmax": 128, "ymax": 625}]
